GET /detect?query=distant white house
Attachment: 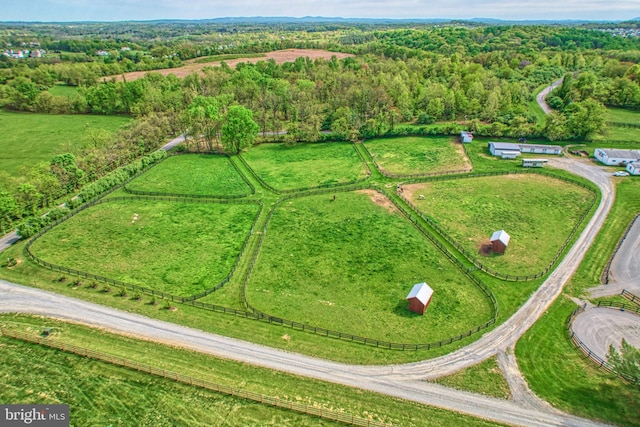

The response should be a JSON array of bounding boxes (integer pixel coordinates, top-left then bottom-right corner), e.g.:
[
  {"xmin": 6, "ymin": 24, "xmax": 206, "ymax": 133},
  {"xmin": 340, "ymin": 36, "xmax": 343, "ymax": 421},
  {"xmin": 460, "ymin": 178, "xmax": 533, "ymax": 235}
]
[
  {"xmin": 488, "ymin": 142, "xmax": 521, "ymax": 159},
  {"xmin": 594, "ymin": 148, "xmax": 640, "ymax": 166},
  {"xmin": 522, "ymin": 158, "xmax": 548, "ymax": 168},
  {"xmin": 627, "ymin": 162, "xmax": 640, "ymax": 176},
  {"xmin": 460, "ymin": 131, "xmax": 473, "ymax": 143}
]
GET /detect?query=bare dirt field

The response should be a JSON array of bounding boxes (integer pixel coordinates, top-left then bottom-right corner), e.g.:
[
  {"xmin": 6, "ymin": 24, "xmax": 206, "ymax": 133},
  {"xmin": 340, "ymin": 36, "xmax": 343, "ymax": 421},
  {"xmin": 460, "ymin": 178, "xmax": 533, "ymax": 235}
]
[{"xmin": 109, "ymin": 49, "xmax": 354, "ymax": 82}]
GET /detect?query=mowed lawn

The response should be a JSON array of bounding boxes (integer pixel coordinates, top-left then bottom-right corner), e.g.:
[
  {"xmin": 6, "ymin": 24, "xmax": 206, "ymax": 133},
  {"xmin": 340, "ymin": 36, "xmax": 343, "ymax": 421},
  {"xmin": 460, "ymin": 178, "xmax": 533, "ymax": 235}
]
[
  {"xmin": 126, "ymin": 154, "xmax": 253, "ymax": 196},
  {"xmin": 364, "ymin": 136, "xmax": 472, "ymax": 175},
  {"xmin": 406, "ymin": 174, "xmax": 594, "ymax": 277},
  {"xmin": 0, "ymin": 110, "xmax": 130, "ymax": 185},
  {"xmin": 246, "ymin": 191, "xmax": 493, "ymax": 344},
  {"xmin": 241, "ymin": 142, "xmax": 369, "ymax": 191},
  {"xmin": 29, "ymin": 199, "xmax": 259, "ymax": 297}
]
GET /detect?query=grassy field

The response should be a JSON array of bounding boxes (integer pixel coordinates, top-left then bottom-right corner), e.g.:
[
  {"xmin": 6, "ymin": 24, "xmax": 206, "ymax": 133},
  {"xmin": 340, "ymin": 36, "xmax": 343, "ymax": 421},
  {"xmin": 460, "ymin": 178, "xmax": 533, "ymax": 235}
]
[
  {"xmin": 0, "ymin": 315, "xmax": 503, "ymax": 427},
  {"xmin": 126, "ymin": 154, "xmax": 253, "ymax": 196},
  {"xmin": 433, "ymin": 356, "xmax": 511, "ymax": 399},
  {"xmin": 246, "ymin": 191, "xmax": 494, "ymax": 343},
  {"xmin": 241, "ymin": 142, "xmax": 369, "ymax": 191},
  {"xmin": 516, "ymin": 298, "xmax": 640, "ymax": 426},
  {"xmin": 47, "ymin": 84, "xmax": 79, "ymax": 97},
  {"xmin": 28, "ymin": 199, "xmax": 259, "ymax": 297},
  {"xmin": 363, "ymin": 136, "xmax": 471, "ymax": 175},
  {"xmin": 405, "ymin": 174, "xmax": 594, "ymax": 277},
  {"xmin": 606, "ymin": 107, "xmax": 640, "ymax": 124},
  {"xmin": 0, "ymin": 110, "xmax": 130, "ymax": 187}
]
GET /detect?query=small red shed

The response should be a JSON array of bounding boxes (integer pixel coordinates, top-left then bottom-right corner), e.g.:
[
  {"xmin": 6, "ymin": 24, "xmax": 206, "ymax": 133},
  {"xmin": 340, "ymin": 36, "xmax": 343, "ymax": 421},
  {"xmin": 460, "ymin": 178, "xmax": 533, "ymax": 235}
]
[
  {"xmin": 406, "ymin": 282, "xmax": 434, "ymax": 315},
  {"xmin": 490, "ymin": 230, "xmax": 511, "ymax": 255}
]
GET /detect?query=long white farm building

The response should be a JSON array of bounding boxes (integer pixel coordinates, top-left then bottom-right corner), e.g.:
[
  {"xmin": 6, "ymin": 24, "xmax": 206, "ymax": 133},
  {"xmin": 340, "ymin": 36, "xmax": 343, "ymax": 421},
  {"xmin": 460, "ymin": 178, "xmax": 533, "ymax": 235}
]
[
  {"xmin": 594, "ymin": 148, "xmax": 640, "ymax": 166},
  {"xmin": 488, "ymin": 142, "xmax": 563, "ymax": 159}
]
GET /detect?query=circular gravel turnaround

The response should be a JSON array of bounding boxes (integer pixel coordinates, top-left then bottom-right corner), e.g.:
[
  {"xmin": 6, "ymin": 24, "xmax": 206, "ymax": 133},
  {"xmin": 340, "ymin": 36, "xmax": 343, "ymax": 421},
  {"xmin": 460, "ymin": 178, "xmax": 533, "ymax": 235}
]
[
  {"xmin": 609, "ymin": 217, "xmax": 640, "ymax": 293},
  {"xmin": 571, "ymin": 308, "xmax": 640, "ymax": 360}
]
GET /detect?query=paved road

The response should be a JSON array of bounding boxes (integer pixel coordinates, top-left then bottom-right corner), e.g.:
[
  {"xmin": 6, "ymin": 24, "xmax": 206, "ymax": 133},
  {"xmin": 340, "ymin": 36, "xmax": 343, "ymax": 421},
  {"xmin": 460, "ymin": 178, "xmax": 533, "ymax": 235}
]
[
  {"xmin": 572, "ymin": 307, "xmax": 640, "ymax": 360},
  {"xmin": 0, "ymin": 280, "xmax": 608, "ymax": 427},
  {"xmin": 536, "ymin": 77, "xmax": 564, "ymax": 115}
]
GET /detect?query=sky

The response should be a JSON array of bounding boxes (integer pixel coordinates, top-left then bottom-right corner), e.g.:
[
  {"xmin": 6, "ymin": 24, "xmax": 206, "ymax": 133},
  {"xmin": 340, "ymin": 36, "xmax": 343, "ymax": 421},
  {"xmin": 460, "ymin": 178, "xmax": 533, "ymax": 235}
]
[{"xmin": 2, "ymin": 0, "xmax": 640, "ymax": 22}]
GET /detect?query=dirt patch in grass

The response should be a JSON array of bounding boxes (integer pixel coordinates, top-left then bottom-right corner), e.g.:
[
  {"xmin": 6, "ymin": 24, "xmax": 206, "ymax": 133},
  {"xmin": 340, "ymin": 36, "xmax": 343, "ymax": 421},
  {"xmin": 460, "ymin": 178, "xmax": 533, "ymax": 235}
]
[
  {"xmin": 402, "ymin": 183, "xmax": 426, "ymax": 203},
  {"xmin": 454, "ymin": 141, "xmax": 473, "ymax": 170},
  {"xmin": 357, "ymin": 189, "xmax": 398, "ymax": 214},
  {"xmin": 478, "ymin": 239, "xmax": 493, "ymax": 256},
  {"xmin": 109, "ymin": 49, "xmax": 354, "ymax": 82}
]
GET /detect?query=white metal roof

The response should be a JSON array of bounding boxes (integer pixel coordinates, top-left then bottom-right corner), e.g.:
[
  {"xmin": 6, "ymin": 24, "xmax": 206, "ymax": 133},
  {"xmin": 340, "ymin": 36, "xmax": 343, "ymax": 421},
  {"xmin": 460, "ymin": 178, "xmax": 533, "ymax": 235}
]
[
  {"xmin": 490, "ymin": 229, "xmax": 511, "ymax": 246},
  {"xmin": 596, "ymin": 148, "xmax": 640, "ymax": 159},
  {"xmin": 406, "ymin": 282, "xmax": 434, "ymax": 305},
  {"xmin": 489, "ymin": 142, "xmax": 521, "ymax": 150}
]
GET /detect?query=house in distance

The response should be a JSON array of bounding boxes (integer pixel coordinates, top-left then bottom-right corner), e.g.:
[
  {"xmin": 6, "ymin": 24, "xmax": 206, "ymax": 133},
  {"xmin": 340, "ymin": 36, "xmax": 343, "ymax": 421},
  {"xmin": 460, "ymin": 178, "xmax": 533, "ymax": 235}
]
[
  {"xmin": 490, "ymin": 230, "xmax": 511, "ymax": 255},
  {"xmin": 406, "ymin": 282, "xmax": 434, "ymax": 315}
]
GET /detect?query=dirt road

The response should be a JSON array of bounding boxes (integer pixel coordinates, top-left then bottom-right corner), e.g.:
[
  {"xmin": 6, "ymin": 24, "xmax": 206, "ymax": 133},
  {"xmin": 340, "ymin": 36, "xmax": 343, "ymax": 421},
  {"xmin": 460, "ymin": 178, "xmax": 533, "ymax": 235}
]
[{"xmin": 536, "ymin": 77, "xmax": 564, "ymax": 115}]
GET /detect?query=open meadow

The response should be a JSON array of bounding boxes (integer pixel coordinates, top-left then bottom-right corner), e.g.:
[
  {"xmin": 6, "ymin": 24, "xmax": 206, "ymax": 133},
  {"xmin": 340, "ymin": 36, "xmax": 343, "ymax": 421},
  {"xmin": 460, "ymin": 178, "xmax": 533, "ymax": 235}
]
[
  {"xmin": 405, "ymin": 174, "xmax": 595, "ymax": 277},
  {"xmin": 363, "ymin": 136, "xmax": 472, "ymax": 175},
  {"xmin": 125, "ymin": 154, "xmax": 253, "ymax": 197},
  {"xmin": 246, "ymin": 191, "xmax": 494, "ymax": 343},
  {"xmin": 0, "ymin": 110, "xmax": 130, "ymax": 188},
  {"xmin": 28, "ymin": 198, "xmax": 260, "ymax": 297},
  {"xmin": 241, "ymin": 141, "xmax": 369, "ymax": 191}
]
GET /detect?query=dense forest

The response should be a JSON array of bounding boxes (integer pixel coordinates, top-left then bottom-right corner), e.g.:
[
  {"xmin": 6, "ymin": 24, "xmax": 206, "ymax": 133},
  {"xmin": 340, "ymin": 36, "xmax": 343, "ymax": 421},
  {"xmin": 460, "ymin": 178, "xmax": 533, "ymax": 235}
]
[{"xmin": 1, "ymin": 21, "xmax": 639, "ymax": 234}]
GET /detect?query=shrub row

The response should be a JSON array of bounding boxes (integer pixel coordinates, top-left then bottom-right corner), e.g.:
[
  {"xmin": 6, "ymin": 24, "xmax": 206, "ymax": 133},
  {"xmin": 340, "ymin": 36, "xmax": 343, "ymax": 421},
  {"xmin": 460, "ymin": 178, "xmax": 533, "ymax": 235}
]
[{"xmin": 17, "ymin": 150, "xmax": 167, "ymax": 238}]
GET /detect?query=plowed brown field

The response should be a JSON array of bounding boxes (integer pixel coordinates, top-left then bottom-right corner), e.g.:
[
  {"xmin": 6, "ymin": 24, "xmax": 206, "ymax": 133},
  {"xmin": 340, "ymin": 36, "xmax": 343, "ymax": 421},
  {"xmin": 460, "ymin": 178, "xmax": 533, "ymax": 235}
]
[{"xmin": 109, "ymin": 49, "xmax": 354, "ymax": 82}]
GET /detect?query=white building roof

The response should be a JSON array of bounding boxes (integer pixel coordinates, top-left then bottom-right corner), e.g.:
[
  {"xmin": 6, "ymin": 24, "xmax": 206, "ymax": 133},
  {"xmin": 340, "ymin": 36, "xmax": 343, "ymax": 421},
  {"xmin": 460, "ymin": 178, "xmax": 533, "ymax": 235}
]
[
  {"xmin": 521, "ymin": 144, "xmax": 562, "ymax": 151},
  {"xmin": 406, "ymin": 282, "xmax": 434, "ymax": 305},
  {"xmin": 490, "ymin": 230, "xmax": 511, "ymax": 246},
  {"xmin": 596, "ymin": 149, "xmax": 640, "ymax": 159},
  {"xmin": 489, "ymin": 142, "xmax": 521, "ymax": 150}
]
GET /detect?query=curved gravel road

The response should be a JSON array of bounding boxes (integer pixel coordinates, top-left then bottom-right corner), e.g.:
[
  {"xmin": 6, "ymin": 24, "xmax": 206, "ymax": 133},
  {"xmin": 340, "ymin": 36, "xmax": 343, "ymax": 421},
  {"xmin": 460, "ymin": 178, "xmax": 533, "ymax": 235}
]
[
  {"xmin": 536, "ymin": 77, "xmax": 563, "ymax": 115},
  {"xmin": 572, "ymin": 308, "xmax": 640, "ymax": 360}
]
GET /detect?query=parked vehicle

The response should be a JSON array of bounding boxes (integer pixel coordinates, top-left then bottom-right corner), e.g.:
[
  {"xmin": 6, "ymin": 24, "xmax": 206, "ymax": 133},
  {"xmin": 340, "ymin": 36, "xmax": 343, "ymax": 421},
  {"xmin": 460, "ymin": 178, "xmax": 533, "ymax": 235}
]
[{"xmin": 613, "ymin": 171, "xmax": 630, "ymax": 176}]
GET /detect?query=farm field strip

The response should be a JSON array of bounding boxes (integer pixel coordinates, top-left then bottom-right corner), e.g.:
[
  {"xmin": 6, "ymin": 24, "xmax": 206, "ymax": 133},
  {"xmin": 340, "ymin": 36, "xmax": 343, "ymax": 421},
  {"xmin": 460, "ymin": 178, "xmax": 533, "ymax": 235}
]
[
  {"xmin": 125, "ymin": 153, "xmax": 255, "ymax": 197},
  {"xmin": 363, "ymin": 136, "xmax": 472, "ymax": 176}
]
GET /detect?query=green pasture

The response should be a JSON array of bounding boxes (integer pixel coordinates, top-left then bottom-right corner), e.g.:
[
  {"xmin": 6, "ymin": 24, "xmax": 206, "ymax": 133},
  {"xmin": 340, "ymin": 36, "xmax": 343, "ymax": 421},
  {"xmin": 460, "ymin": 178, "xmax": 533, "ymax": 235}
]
[
  {"xmin": 606, "ymin": 107, "xmax": 640, "ymax": 125},
  {"xmin": 516, "ymin": 298, "xmax": 640, "ymax": 427},
  {"xmin": 241, "ymin": 142, "xmax": 369, "ymax": 191},
  {"xmin": 28, "ymin": 199, "xmax": 259, "ymax": 297},
  {"xmin": 0, "ymin": 110, "xmax": 130, "ymax": 187},
  {"xmin": 433, "ymin": 356, "xmax": 511, "ymax": 399},
  {"xmin": 47, "ymin": 84, "xmax": 79, "ymax": 97},
  {"xmin": 246, "ymin": 191, "xmax": 494, "ymax": 343},
  {"xmin": 363, "ymin": 136, "xmax": 471, "ymax": 175},
  {"xmin": 0, "ymin": 336, "xmax": 326, "ymax": 427},
  {"xmin": 0, "ymin": 315, "xmax": 502, "ymax": 427},
  {"xmin": 126, "ymin": 154, "xmax": 253, "ymax": 196},
  {"xmin": 406, "ymin": 174, "xmax": 594, "ymax": 277}
]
